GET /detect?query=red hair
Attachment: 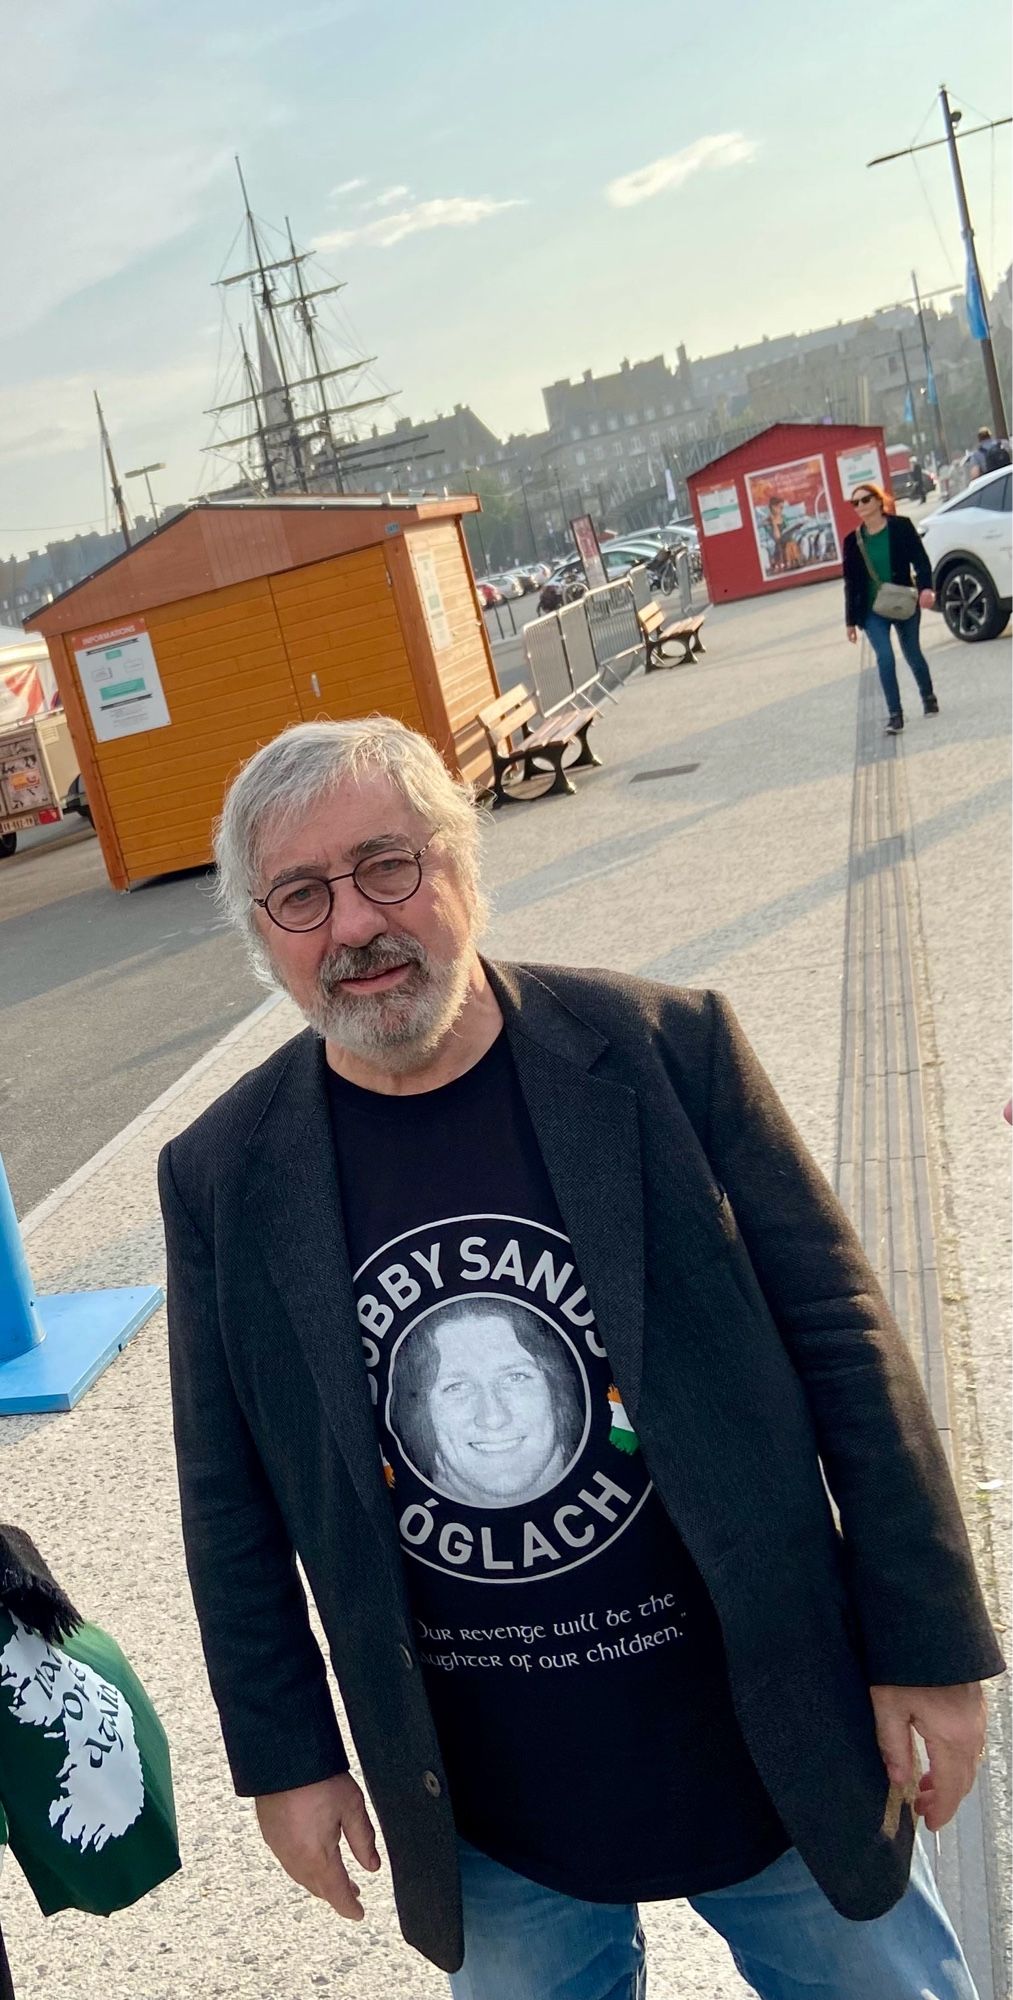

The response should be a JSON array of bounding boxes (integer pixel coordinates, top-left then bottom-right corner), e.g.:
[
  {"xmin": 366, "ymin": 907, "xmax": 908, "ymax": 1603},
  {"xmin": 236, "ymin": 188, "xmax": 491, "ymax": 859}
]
[{"xmin": 851, "ymin": 481, "xmax": 896, "ymax": 515}]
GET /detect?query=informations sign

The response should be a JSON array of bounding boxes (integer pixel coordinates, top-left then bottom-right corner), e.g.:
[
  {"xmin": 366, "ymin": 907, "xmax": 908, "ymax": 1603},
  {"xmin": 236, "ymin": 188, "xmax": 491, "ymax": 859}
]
[
  {"xmin": 836, "ymin": 444, "xmax": 884, "ymax": 498},
  {"xmin": 697, "ymin": 484, "xmax": 742, "ymax": 537},
  {"xmin": 73, "ymin": 618, "xmax": 171, "ymax": 741},
  {"xmin": 410, "ymin": 547, "xmax": 453, "ymax": 652},
  {"xmin": 745, "ymin": 455, "xmax": 840, "ymax": 585},
  {"xmin": 570, "ymin": 514, "xmax": 607, "ymax": 591}
]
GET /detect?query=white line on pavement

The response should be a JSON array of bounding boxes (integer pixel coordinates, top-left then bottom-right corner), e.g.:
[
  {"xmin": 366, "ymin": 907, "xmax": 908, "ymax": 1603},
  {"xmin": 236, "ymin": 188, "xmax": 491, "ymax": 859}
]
[{"xmin": 20, "ymin": 990, "xmax": 286, "ymax": 1240}]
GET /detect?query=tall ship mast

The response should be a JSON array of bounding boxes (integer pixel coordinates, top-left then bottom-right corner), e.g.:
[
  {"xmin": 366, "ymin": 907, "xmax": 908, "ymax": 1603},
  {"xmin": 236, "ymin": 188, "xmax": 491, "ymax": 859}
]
[{"xmin": 204, "ymin": 160, "xmax": 426, "ymax": 498}]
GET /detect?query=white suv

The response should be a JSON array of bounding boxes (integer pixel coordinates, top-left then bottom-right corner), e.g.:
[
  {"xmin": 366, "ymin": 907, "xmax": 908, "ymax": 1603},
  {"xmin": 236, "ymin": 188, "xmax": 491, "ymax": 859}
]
[{"xmin": 918, "ymin": 466, "xmax": 1012, "ymax": 642}]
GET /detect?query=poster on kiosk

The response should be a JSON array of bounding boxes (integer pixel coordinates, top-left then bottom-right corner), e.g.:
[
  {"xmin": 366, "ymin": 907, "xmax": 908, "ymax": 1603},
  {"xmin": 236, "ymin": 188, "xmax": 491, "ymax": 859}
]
[
  {"xmin": 746, "ymin": 455, "xmax": 840, "ymax": 583},
  {"xmin": 688, "ymin": 423, "xmax": 887, "ymax": 605}
]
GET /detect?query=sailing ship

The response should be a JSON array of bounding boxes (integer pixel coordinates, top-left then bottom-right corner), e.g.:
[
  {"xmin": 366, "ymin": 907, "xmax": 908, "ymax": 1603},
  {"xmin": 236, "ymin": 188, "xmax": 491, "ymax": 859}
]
[{"xmin": 203, "ymin": 161, "xmax": 431, "ymax": 499}]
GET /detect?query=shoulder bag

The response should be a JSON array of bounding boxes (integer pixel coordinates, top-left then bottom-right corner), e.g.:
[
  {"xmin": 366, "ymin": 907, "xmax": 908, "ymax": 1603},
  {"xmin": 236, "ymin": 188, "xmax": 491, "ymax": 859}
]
[{"xmin": 857, "ymin": 524, "xmax": 918, "ymax": 620}]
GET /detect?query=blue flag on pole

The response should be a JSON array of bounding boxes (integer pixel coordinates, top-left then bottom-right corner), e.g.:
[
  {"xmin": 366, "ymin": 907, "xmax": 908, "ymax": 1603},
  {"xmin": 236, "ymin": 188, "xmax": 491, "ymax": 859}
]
[
  {"xmin": 926, "ymin": 357, "xmax": 938, "ymax": 407},
  {"xmin": 965, "ymin": 251, "xmax": 989, "ymax": 341},
  {"xmin": 903, "ymin": 387, "xmax": 914, "ymax": 424}
]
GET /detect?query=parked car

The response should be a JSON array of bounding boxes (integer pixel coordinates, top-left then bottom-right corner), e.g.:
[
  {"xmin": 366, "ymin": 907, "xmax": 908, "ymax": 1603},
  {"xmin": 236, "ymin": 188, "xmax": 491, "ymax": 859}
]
[
  {"xmin": 503, "ymin": 567, "xmax": 541, "ymax": 594},
  {"xmin": 488, "ymin": 572, "xmax": 525, "ymax": 600},
  {"xmin": 918, "ymin": 467, "xmax": 1012, "ymax": 642},
  {"xmin": 476, "ymin": 579, "xmax": 504, "ymax": 608},
  {"xmin": 536, "ymin": 544, "xmax": 647, "ymax": 611},
  {"xmin": 602, "ymin": 538, "xmax": 665, "ymax": 564},
  {"xmin": 663, "ymin": 519, "xmax": 700, "ymax": 548}
]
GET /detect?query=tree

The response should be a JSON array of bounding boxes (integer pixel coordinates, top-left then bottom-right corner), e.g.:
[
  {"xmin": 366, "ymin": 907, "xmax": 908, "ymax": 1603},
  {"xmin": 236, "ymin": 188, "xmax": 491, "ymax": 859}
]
[{"xmin": 460, "ymin": 472, "xmax": 532, "ymax": 574}]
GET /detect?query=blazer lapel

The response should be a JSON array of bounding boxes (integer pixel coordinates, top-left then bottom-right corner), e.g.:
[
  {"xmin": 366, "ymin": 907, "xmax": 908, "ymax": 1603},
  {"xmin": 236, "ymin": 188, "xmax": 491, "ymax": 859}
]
[
  {"xmin": 242, "ymin": 967, "xmax": 649, "ymax": 1520},
  {"xmin": 244, "ymin": 1032, "xmax": 390, "ymax": 1531},
  {"xmin": 486, "ymin": 962, "xmax": 647, "ymax": 1418}
]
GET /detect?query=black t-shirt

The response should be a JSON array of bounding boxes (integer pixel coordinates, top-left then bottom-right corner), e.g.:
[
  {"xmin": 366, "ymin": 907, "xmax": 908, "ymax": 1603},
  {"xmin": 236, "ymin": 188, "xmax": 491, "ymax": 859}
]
[{"xmin": 327, "ymin": 1032, "xmax": 787, "ymax": 1902}]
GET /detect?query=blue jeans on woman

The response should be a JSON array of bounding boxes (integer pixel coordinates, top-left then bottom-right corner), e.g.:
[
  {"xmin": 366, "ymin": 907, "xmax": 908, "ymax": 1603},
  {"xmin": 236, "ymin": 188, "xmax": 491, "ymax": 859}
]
[
  {"xmin": 450, "ymin": 1835, "xmax": 977, "ymax": 2000},
  {"xmin": 864, "ymin": 608, "xmax": 935, "ymax": 720}
]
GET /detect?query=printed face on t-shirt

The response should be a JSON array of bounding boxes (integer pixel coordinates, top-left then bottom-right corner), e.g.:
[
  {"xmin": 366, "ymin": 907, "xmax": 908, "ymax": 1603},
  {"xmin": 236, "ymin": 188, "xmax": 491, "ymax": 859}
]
[{"xmin": 390, "ymin": 1307, "xmax": 583, "ymax": 1508}]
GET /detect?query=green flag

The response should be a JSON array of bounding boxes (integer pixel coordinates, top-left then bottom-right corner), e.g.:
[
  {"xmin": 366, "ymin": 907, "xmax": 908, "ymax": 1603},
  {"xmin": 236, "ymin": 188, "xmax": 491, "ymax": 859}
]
[{"xmin": 0, "ymin": 1609, "xmax": 180, "ymax": 1917}]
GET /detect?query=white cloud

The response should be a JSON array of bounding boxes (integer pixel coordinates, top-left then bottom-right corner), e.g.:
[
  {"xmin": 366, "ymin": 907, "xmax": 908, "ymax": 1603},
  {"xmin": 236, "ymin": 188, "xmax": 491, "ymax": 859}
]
[
  {"xmin": 606, "ymin": 133, "xmax": 759, "ymax": 209},
  {"xmin": 0, "ymin": 364, "xmax": 211, "ymax": 467},
  {"xmin": 313, "ymin": 194, "xmax": 524, "ymax": 251},
  {"xmin": 330, "ymin": 177, "xmax": 367, "ymax": 197},
  {"xmin": 371, "ymin": 184, "xmax": 411, "ymax": 208}
]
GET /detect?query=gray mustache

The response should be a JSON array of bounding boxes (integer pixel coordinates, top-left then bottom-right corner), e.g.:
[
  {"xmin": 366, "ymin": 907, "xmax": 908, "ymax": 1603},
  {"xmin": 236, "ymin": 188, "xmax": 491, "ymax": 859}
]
[{"xmin": 319, "ymin": 932, "xmax": 428, "ymax": 990}]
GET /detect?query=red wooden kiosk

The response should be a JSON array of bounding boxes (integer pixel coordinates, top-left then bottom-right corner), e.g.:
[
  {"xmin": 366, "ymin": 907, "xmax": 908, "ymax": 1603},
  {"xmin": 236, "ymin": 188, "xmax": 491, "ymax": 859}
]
[{"xmin": 688, "ymin": 423, "xmax": 891, "ymax": 606}]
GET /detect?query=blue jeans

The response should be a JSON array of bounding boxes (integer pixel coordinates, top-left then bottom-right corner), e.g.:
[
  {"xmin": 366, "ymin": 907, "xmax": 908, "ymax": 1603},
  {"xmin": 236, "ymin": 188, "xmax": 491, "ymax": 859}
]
[
  {"xmin": 864, "ymin": 609, "xmax": 935, "ymax": 718},
  {"xmin": 450, "ymin": 1836, "xmax": 977, "ymax": 1999}
]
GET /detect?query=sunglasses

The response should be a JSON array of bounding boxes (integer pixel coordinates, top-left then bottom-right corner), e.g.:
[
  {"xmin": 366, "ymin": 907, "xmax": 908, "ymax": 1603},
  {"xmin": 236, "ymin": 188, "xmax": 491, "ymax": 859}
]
[{"xmin": 851, "ymin": 494, "xmax": 876, "ymax": 508}]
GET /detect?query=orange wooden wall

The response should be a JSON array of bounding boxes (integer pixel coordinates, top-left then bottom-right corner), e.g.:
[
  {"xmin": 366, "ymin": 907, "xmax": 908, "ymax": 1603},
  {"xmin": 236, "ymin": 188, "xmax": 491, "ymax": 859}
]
[
  {"xmin": 56, "ymin": 531, "xmax": 496, "ymax": 890},
  {"xmin": 271, "ymin": 544, "xmax": 421, "ymax": 728}
]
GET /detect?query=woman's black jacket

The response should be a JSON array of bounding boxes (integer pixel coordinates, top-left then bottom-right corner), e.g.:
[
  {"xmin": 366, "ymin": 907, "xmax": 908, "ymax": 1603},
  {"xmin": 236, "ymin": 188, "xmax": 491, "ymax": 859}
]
[{"xmin": 842, "ymin": 514, "xmax": 932, "ymax": 628}]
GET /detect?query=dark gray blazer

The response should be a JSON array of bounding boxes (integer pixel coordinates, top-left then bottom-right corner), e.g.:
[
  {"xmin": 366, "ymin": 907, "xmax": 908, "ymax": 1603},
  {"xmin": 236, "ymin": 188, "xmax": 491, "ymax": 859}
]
[{"xmin": 159, "ymin": 962, "xmax": 1003, "ymax": 1974}]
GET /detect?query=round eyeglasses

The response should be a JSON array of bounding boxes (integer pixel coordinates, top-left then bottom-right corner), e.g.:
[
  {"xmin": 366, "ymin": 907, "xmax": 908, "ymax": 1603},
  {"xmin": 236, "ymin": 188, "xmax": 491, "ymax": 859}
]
[{"xmin": 255, "ymin": 837, "xmax": 435, "ymax": 933}]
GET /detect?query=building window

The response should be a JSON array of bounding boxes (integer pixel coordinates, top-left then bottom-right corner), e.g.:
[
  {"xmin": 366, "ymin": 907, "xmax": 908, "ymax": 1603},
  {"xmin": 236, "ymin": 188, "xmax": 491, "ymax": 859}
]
[
  {"xmin": 594, "ymin": 444, "xmax": 605, "ymax": 460},
  {"xmin": 625, "ymin": 413, "xmax": 636, "ymax": 427},
  {"xmin": 645, "ymin": 406, "xmax": 656, "ymax": 420},
  {"xmin": 589, "ymin": 422, "xmax": 600, "ymax": 436},
  {"xmin": 663, "ymin": 403, "xmax": 674, "ymax": 416},
  {"xmin": 575, "ymin": 450, "xmax": 587, "ymax": 466},
  {"xmin": 607, "ymin": 415, "xmax": 619, "ymax": 431},
  {"xmin": 571, "ymin": 427, "xmax": 582, "ymax": 441}
]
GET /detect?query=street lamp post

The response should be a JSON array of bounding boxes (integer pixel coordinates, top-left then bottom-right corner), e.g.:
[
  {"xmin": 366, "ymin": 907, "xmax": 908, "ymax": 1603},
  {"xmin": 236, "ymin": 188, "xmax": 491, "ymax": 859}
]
[
  {"xmin": 518, "ymin": 471, "xmax": 537, "ymax": 564},
  {"xmin": 124, "ymin": 461, "xmax": 166, "ymax": 526}
]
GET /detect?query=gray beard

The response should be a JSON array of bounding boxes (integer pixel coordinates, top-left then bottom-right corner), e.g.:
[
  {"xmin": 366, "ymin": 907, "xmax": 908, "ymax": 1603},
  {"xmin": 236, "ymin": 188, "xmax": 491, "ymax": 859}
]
[{"xmin": 292, "ymin": 930, "xmax": 473, "ymax": 1073}]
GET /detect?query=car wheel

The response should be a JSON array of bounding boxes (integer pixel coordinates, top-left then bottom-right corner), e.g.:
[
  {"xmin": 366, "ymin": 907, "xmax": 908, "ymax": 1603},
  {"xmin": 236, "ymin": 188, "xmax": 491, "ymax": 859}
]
[
  {"xmin": 939, "ymin": 560, "xmax": 1006, "ymax": 642},
  {"xmin": 0, "ymin": 831, "xmax": 16, "ymax": 858}
]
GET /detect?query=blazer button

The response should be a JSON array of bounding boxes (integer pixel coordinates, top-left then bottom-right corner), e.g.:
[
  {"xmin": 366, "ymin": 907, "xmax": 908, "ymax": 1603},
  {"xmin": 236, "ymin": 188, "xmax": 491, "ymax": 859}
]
[
  {"xmin": 423, "ymin": 1770, "xmax": 442, "ymax": 1799},
  {"xmin": 399, "ymin": 1643, "xmax": 414, "ymax": 1671}
]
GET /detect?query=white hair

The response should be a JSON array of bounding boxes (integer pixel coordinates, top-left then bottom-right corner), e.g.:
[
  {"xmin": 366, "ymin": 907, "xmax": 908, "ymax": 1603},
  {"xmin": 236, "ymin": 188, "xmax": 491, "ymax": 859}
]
[{"xmin": 213, "ymin": 717, "xmax": 486, "ymax": 978}]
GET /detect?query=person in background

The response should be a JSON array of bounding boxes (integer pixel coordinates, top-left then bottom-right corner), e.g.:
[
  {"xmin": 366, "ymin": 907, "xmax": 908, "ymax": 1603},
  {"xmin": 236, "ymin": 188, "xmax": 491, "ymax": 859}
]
[
  {"xmin": 968, "ymin": 427, "xmax": 1011, "ymax": 479},
  {"xmin": 843, "ymin": 483, "xmax": 938, "ymax": 734},
  {"xmin": 908, "ymin": 458, "xmax": 927, "ymax": 503}
]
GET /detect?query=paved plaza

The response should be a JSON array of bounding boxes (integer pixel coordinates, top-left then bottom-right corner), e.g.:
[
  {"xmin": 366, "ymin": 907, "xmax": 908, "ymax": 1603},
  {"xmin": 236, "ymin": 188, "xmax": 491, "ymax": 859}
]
[{"xmin": 2, "ymin": 575, "xmax": 1009, "ymax": 1998}]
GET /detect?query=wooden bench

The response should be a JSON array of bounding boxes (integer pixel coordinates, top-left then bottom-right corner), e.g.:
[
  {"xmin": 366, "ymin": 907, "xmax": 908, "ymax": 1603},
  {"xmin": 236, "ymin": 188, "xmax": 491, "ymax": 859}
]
[
  {"xmin": 637, "ymin": 602, "xmax": 707, "ymax": 671},
  {"xmin": 477, "ymin": 683, "xmax": 601, "ymax": 806}
]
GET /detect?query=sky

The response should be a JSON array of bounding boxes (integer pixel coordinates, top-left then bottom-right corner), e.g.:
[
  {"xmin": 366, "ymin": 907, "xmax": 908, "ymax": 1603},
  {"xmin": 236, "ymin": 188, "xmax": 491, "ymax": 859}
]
[{"xmin": 1, "ymin": 0, "xmax": 1010, "ymax": 559}]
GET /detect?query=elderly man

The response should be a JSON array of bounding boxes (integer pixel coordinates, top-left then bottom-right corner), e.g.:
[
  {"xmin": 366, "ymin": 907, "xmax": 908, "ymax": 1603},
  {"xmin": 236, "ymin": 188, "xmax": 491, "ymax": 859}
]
[{"xmin": 160, "ymin": 717, "xmax": 1003, "ymax": 2000}]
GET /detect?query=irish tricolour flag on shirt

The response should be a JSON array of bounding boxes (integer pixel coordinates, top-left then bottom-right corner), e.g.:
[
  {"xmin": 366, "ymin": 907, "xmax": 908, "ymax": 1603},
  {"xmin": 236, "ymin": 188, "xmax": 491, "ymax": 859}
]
[{"xmin": 607, "ymin": 1384, "xmax": 639, "ymax": 1454}]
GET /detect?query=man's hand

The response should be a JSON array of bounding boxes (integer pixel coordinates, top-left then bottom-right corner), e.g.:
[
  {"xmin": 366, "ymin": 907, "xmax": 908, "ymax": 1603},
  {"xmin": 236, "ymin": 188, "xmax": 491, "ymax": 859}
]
[
  {"xmin": 918, "ymin": 588, "xmax": 936, "ymax": 611},
  {"xmin": 256, "ymin": 1773, "xmax": 380, "ymax": 1919},
  {"xmin": 870, "ymin": 1683, "xmax": 987, "ymax": 1833},
  {"xmin": 846, "ymin": 626, "xmax": 858, "ymax": 644}
]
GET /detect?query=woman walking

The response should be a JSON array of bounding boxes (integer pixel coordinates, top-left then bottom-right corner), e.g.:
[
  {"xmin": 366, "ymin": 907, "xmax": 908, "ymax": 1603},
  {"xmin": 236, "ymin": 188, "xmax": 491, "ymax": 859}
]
[{"xmin": 843, "ymin": 483, "xmax": 939, "ymax": 733}]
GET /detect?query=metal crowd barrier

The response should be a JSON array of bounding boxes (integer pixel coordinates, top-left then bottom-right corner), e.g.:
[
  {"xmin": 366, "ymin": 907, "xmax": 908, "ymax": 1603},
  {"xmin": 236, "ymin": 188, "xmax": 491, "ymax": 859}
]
[
  {"xmin": 523, "ymin": 576, "xmax": 646, "ymax": 717},
  {"xmin": 627, "ymin": 563, "xmax": 654, "ymax": 613},
  {"xmin": 585, "ymin": 579, "xmax": 643, "ymax": 688},
  {"xmin": 524, "ymin": 610, "xmax": 575, "ymax": 715},
  {"xmin": 674, "ymin": 545, "xmax": 693, "ymax": 616}
]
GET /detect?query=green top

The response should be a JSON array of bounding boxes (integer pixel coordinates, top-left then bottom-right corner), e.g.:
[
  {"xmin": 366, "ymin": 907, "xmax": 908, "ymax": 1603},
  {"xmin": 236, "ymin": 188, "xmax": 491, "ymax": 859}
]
[{"xmin": 862, "ymin": 524, "xmax": 892, "ymax": 612}]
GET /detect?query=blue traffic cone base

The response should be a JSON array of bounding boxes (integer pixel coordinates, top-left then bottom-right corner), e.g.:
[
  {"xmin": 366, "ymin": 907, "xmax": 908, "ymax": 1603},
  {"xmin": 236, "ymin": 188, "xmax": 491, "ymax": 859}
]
[{"xmin": 0, "ymin": 1286, "xmax": 163, "ymax": 1413}]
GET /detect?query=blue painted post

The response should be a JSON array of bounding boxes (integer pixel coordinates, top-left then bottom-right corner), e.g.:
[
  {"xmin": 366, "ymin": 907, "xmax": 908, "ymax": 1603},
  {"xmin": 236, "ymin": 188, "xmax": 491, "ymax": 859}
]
[
  {"xmin": 0, "ymin": 1147, "xmax": 163, "ymax": 1414},
  {"xmin": 0, "ymin": 1155, "xmax": 44, "ymax": 1361}
]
